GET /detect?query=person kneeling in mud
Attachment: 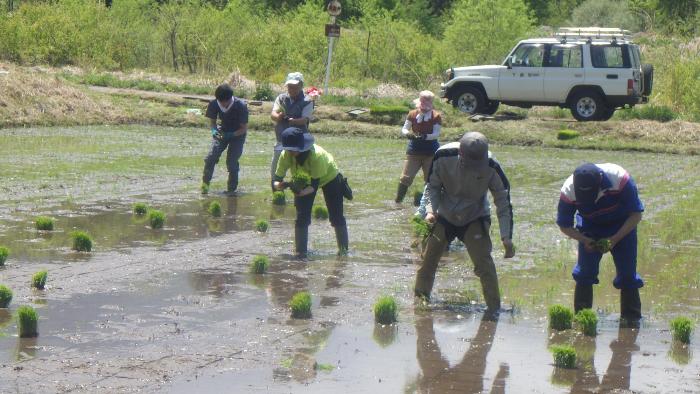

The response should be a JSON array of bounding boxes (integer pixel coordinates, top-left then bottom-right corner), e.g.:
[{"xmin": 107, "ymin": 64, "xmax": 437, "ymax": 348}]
[{"xmin": 273, "ymin": 128, "xmax": 351, "ymax": 257}]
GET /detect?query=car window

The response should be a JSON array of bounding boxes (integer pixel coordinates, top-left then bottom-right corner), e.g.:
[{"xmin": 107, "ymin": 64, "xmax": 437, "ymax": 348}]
[
  {"xmin": 590, "ymin": 45, "xmax": 626, "ymax": 68},
  {"xmin": 547, "ymin": 44, "xmax": 582, "ymax": 68},
  {"xmin": 630, "ymin": 45, "xmax": 641, "ymax": 68},
  {"xmin": 511, "ymin": 44, "xmax": 545, "ymax": 67}
]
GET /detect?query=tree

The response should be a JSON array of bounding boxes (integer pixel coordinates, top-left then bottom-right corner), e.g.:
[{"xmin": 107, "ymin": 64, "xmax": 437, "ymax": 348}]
[{"xmin": 569, "ymin": 0, "xmax": 643, "ymax": 32}]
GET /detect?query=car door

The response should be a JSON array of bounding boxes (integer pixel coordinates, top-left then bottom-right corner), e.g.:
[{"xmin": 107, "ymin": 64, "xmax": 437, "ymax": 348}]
[
  {"xmin": 498, "ymin": 43, "xmax": 545, "ymax": 101},
  {"xmin": 543, "ymin": 43, "xmax": 584, "ymax": 103},
  {"xmin": 585, "ymin": 43, "xmax": 629, "ymax": 96}
]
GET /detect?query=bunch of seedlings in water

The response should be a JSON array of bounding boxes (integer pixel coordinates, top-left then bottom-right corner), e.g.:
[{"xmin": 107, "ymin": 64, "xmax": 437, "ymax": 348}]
[
  {"xmin": 574, "ymin": 309, "xmax": 598, "ymax": 336},
  {"xmin": 133, "ymin": 202, "xmax": 149, "ymax": 215},
  {"xmin": 272, "ymin": 191, "xmax": 286, "ymax": 205},
  {"xmin": 32, "ymin": 271, "xmax": 48, "ymax": 290},
  {"xmin": 550, "ymin": 344, "xmax": 576, "ymax": 369},
  {"xmin": 200, "ymin": 183, "xmax": 210, "ymax": 195},
  {"xmin": 670, "ymin": 316, "xmax": 694, "ymax": 344},
  {"xmin": 208, "ymin": 201, "xmax": 222, "ymax": 217},
  {"xmin": 289, "ymin": 291, "xmax": 312, "ymax": 319},
  {"xmin": 290, "ymin": 172, "xmax": 311, "ymax": 193},
  {"xmin": 250, "ymin": 255, "xmax": 270, "ymax": 274},
  {"xmin": 594, "ymin": 238, "xmax": 611, "ymax": 253},
  {"xmin": 148, "ymin": 210, "xmax": 166, "ymax": 229},
  {"xmin": 70, "ymin": 231, "xmax": 93, "ymax": 252},
  {"xmin": 16, "ymin": 305, "xmax": 38, "ymax": 338},
  {"xmin": 0, "ymin": 285, "xmax": 12, "ymax": 308},
  {"xmin": 255, "ymin": 219, "xmax": 269, "ymax": 233},
  {"xmin": 35, "ymin": 216, "xmax": 55, "ymax": 231},
  {"xmin": 410, "ymin": 216, "xmax": 431, "ymax": 238},
  {"xmin": 373, "ymin": 295, "xmax": 398, "ymax": 324},
  {"xmin": 313, "ymin": 205, "xmax": 329, "ymax": 220},
  {"xmin": 548, "ymin": 304, "xmax": 574, "ymax": 330},
  {"xmin": 0, "ymin": 246, "xmax": 8, "ymax": 266}
]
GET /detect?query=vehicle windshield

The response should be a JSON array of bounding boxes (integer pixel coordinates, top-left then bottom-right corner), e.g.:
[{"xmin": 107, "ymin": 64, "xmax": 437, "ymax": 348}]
[{"xmin": 509, "ymin": 43, "xmax": 545, "ymax": 67}]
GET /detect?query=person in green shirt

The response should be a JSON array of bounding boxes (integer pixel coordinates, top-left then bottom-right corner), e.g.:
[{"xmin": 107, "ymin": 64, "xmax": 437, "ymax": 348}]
[{"xmin": 273, "ymin": 127, "xmax": 349, "ymax": 257}]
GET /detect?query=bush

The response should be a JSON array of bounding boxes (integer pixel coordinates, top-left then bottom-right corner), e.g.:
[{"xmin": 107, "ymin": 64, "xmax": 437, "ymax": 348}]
[
  {"xmin": 250, "ymin": 255, "xmax": 270, "ymax": 274},
  {"xmin": 557, "ymin": 129, "xmax": 580, "ymax": 140},
  {"xmin": 272, "ymin": 191, "xmax": 286, "ymax": 205},
  {"xmin": 148, "ymin": 210, "xmax": 166, "ymax": 229},
  {"xmin": 32, "ymin": 270, "xmax": 48, "ymax": 290},
  {"xmin": 255, "ymin": 219, "xmax": 269, "ymax": 233},
  {"xmin": 0, "ymin": 246, "xmax": 8, "ymax": 266},
  {"xmin": 550, "ymin": 345, "xmax": 576, "ymax": 369},
  {"xmin": 16, "ymin": 305, "xmax": 38, "ymax": 338},
  {"xmin": 70, "ymin": 231, "xmax": 93, "ymax": 252},
  {"xmin": 289, "ymin": 291, "xmax": 312, "ymax": 319},
  {"xmin": 575, "ymin": 309, "xmax": 598, "ymax": 336},
  {"xmin": 313, "ymin": 205, "xmax": 329, "ymax": 220},
  {"xmin": 410, "ymin": 216, "xmax": 431, "ymax": 238},
  {"xmin": 35, "ymin": 216, "xmax": 55, "ymax": 231},
  {"xmin": 208, "ymin": 201, "xmax": 222, "ymax": 217},
  {"xmin": 290, "ymin": 172, "xmax": 311, "ymax": 193},
  {"xmin": 133, "ymin": 202, "xmax": 148, "ymax": 215},
  {"xmin": 548, "ymin": 304, "xmax": 574, "ymax": 331},
  {"xmin": 0, "ymin": 285, "xmax": 12, "ymax": 308},
  {"xmin": 253, "ymin": 83, "xmax": 274, "ymax": 101},
  {"xmin": 373, "ymin": 295, "xmax": 398, "ymax": 324},
  {"xmin": 670, "ymin": 316, "xmax": 694, "ymax": 344},
  {"xmin": 568, "ymin": 0, "xmax": 643, "ymax": 32}
]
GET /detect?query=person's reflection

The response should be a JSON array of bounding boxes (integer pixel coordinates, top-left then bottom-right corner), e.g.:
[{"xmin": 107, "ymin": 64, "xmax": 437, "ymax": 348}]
[
  {"xmin": 221, "ymin": 196, "xmax": 239, "ymax": 232},
  {"xmin": 415, "ymin": 312, "xmax": 508, "ymax": 393},
  {"xmin": 267, "ymin": 259, "xmax": 309, "ymax": 308}
]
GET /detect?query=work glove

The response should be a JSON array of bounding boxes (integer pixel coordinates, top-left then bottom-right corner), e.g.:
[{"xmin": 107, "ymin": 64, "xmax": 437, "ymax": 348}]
[{"xmin": 211, "ymin": 127, "xmax": 223, "ymax": 141}]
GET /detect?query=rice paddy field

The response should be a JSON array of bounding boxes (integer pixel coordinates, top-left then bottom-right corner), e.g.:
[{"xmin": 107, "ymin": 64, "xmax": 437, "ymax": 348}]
[{"xmin": 0, "ymin": 126, "xmax": 698, "ymax": 393}]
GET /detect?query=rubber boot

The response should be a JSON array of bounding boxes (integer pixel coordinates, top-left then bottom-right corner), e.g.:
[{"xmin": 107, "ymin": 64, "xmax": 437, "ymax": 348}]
[
  {"xmin": 294, "ymin": 226, "xmax": 309, "ymax": 258},
  {"xmin": 574, "ymin": 283, "xmax": 593, "ymax": 313},
  {"xmin": 481, "ymin": 275, "xmax": 501, "ymax": 313},
  {"xmin": 334, "ymin": 224, "xmax": 349, "ymax": 255},
  {"xmin": 395, "ymin": 183, "xmax": 409, "ymax": 203},
  {"xmin": 227, "ymin": 173, "xmax": 238, "ymax": 195},
  {"xmin": 620, "ymin": 288, "xmax": 641, "ymax": 324}
]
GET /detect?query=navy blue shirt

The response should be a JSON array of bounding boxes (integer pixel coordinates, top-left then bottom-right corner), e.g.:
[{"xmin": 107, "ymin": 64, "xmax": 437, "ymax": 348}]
[{"xmin": 206, "ymin": 98, "xmax": 249, "ymax": 133}]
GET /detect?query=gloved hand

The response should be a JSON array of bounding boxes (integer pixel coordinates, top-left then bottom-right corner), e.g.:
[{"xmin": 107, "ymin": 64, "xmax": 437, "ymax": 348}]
[{"xmin": 211, "ymin": 127, "xmax": 223, "ymax": 141}]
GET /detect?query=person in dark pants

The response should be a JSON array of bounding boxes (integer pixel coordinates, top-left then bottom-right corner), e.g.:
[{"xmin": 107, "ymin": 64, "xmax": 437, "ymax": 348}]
[
  {"xmin": 202, "ymin": 83, "xmax": 249, "ymax": 195},
  {"xmin": 273, "ymin": 128, "xmax": 349, "ymax": 258},
  {"xmin": 557, "ymin": 163, "xmax": 644, "ymax": 324}
]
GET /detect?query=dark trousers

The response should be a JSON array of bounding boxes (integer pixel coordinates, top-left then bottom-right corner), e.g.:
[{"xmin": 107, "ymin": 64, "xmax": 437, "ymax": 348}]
[
  {"xmin": 294, "ymin": 174, "xmax": 346, "ymax": 228},
  {"xmin": 202, "ymin": 133, "xmax": 246, "ymax": 190}
]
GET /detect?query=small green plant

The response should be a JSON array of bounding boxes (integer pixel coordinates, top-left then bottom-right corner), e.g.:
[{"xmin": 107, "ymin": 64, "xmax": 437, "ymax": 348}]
[
  {"xmin": 557, "ymin": 129, "xmax": 580, "ymax": 140},
  {"xmin": 594, "ymin": 238, "xmax": 611, "ymax": 253},
  {"xmin": 289, "ymin": 291, "xmax": 312, "ymax": 319},
  {"xmin": 313, "ymin": 205, "xmax": 329, "ymax": 220},
  {"xmin": 575, "ymin": 309, "xmax": 598, "ymax": 336},
  {"xmin": 0, "ymin": 246, "xmax": 8, "ymax": 266},
  {"xmin": 32, "ymin": 270, "xmax": 48, "ymax": 290},
  {"xmin": 16, "ymin": 305, "xmax": 38, "ymax": 338},
  {"xmin": 250, "ymin": 255, "xmax": 270, "ymax": 274},
  {"xmin": 548, "ymin": 304, "xmax": 574, "ymax": 331},
  {"xmin": 370, "ymin": 104, "xmax": 409, "ymax": 117},
  {"xmin": 253, "ymin": 82, "xmax": 275, "ymax": 101},
  {"xmin": 550, "ymin": 344, "xmax": 576, "ymax": 369},
  {"xmin": 272, "ymin": 191, "xmax": 286, "ymax": 205},
  {"xmin": 410, "ymin": 216, "xmax": 431, "ymax": 238},
  {"xmin": 208, "ymin": 201, "xmax": 222, "ymax": 217},
  {"xmin": 133, "ymin": 202, "xmax": 148, "ymax": 215},
  {"xmin": 374, "ymin": 295, "xmax": 398, "ymax": 324},
  {"xmin": 0, "ymin": 285, "xmax": 12, "ymax": 308},
  {"xmin": 316, "ymin": 363, "xmax": 334, "ymax": 372},
  {"xmin": 290, "ymin": 172, "xmax": 311, "ymax": 193},
  {"xmin": 413, "ymin": 191, "xmax": 423, "ymax": 207},
  {"xmin": 200, "ymin": 182, "xmax": 210, "ymax": 194},
  {"xmin": 35, "ymin": 216, "xmax": 55, "ymax": 231},
  {"xmin": 148, "ymin": 210, "xmax": 166, "ymax": 229},
  {"xmin": 255, "ymin": 219, "xmax": 269, "ymax": 233},
  {"xmin": 70, "ymin": 231, "xmax": 93, "ymax": 252},
  {"xmin": 670, "ymin": 316, "xmax": 694, "ymax": 344}
]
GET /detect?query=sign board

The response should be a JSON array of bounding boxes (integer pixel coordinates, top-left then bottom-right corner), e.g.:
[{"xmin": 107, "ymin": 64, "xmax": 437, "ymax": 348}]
[
  {"xmin": 327, "ymin": 0, "xmax": 341, "ymax": 16},
  {"xmin": 325, "ymin": 24, "xmax": 340, "ymax": 38}
]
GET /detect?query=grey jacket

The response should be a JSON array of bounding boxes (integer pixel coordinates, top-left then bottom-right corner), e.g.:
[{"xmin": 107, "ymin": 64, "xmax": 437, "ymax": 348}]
[{"xmin": 426, "ymin": 142, "xmax": 513, "ymax": 240}]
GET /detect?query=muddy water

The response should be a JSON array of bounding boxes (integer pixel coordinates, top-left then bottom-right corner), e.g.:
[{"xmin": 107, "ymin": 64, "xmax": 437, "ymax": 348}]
[{"xmin": 0, "ymin": 127, "xmax": 699, "ymax": 392}]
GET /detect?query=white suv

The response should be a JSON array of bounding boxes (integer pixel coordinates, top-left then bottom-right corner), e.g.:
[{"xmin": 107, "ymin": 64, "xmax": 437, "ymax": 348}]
[{"xmin": 439, "ymin": 28, "xmax": 653, "ymax": 121}]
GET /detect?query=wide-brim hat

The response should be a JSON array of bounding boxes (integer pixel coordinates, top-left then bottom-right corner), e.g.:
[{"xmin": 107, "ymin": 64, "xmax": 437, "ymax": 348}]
[{"xmin": 281, "ymin": 127, "xmax": 314, "ymax": 152}]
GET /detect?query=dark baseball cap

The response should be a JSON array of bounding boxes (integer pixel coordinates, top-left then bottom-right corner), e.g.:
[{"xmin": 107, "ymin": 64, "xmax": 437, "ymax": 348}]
[{"xmin": 573, "ymin": 163, "xmax": 602, "ymax": 204}]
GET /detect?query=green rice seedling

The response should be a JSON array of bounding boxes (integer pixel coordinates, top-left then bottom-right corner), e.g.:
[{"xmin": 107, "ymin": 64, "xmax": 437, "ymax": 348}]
[
  {"xmin": 374, "ymin": 295, "xmax": 398, "ymax": 324},
  {"xmin": 575, "ymin": 309, "xmax": 598, "ymax": 336},
  {"xmin": 316, "ymin": 363, "xmax": 334, "ymax": 372},
  {"xmin": 32, "ymin": 271, "xmax": 47, "ymax": 290},
  {"xmin": 557, "ymin": 129, "xmax": 580, "ymax": 140},
  {"xmin": 255, "ymin": 219, "xmax": 269, "ymax": 233},
  {"xmin": 313, "ymin": 205, "xmax": 329, "ymax": 220},
  {"xmin": 16, "ymin": 305, "xmax": 38, "ymax": 338},
  {"xmin": 272, "ymin": 191, "xmax": 286, "ymax": 205},
  {"xmin": 208, "ymin": 201, "xmax": 222, "ymax": 217},
  {"xmin": 70, "ymin": 231, "xmax": 93, "ymax": 252},
  {"xmin": 548, "ymin": 304, "xmax": 573, "ymax": 331},
  {"xmin": 289, "ymin": 291, "xmax": 312, "ymax": 319},
  {"xmin": 413, "ymin": 191, "xmax": 423, "ymax": 207},
  {"xmin": 0, "ymin": 246, "xmax": 8, "ymax": 266},
  {"xmin": 35, "ymin": 216, "xmax": 55, "ymax": 231},
  {"xmin": 250, "ymin": 255, "xmax": 270, "ymax": 274},
  {"xmin": 0, "ymin": 285, "xmax": 12, "ymax": 308},
  {"xmin": 290, "ymin": 172, "xmax": 311, "ymax": 193},
  {"xmin": 594, "ymin": 238, "xmax": 611, "ymax": 253},
  {"xmin": 200, "ymin": 182, "xmax": 210, "ymax": 194},
  {"xmin": 148, "ymin": 210, "xmax": 166, "ymax": 229},
  {"xmin": 133, "ymin": 202, "xmax": 148, "ymax": 215},
  {"xmin": 410, "ymin": 216, "xmax": 431, "ymax": 238},
  {"xmin": 550, "ymin": 344, "xmax": 576, "ymax": 369},
  {"xmin": 670, "ymin": 316, "xmax": 694, "ymax": 344}
]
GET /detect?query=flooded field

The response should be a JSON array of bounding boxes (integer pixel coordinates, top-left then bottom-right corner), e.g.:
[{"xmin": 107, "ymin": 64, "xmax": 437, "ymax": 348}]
[{"xmin": 0, "ymin": 126, "xmax": 698, "ymax": 392}]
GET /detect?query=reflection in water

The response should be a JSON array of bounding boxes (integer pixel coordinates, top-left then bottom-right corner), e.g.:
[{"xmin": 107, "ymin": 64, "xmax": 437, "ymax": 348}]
[
  {"xmin": 0, "ymin": 309, "xmax": 11, "ymax": 330},
  {"xmin": 16, "ymin": 337, "xmax": 38, "ymax": 361},
  {"xmin": 187, "ymin": 270, "xmax": 240, "ymax": 298},
  {"xmin": 415, "ymin": 313, "xmax": 508, "ymax": 393},
  {"xmin": 268, "ymin": 260, "xmax": 308, "ymax": 308},
  {"xmin": 668, "ymin": 341, "xmax": 692, "ymax": 365},
  {"xmin": 373, "ymin": 323, "xmax": 398, "ymax": 348},
  {"xmin": 325, "ymin": 256, "xmax": 347, "ymax": 290}
]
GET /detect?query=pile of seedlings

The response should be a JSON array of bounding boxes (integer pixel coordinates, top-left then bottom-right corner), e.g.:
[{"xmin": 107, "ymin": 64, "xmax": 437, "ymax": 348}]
[
  {"xmin": 272, "ymin": 191, "xmax": 286, "ymax": 205},
  {"xmin": 574, "ymin": 309, "xmax": 598, "ymax": 336},
  {"xmin": 373, "ymin": 295, "xmax": 398, "ymax": 325},
  {"xmin": 149, "ymin": 210, "xmax": 166, "ymax": 229},
  {"xmin": 35, "ymin": 216, "xmax": 55, "ymax": 231},
  {"xmin": 313, "ymin": 206, "xmax": 329, "ymax": 220},
  {"xmin": 32, "ymin": 271, "xmax": 48, "ymax": 290},
  {"xmin": 133, "ymin": 202, "xmax": 149, "ymax": 215},
  {"xmin": 16, "ymin": 305, "xmax": 38, "ymax": 338},
  {"xmin": 289, "ymin": 291, "xmax": 312, "ymax": 319},
  {"xmin": 550, "ymin": 345, "xmax": 576, "ymax": 369},
  {"xmin": 593, "ymin": 238, "xmax": 611, "ymax": 253},
  {"xmin": 0, "ymin": 285, "xmax": 12, "ymax": 308},
  {"xmin": 250, "ymin": 255, "xmax": 270, "ymax": 274},
  {"xmin": 208, "ymin": 201, "xmax": 222, "ymax": 217},
  {"xmin": 255, "ymin": 219, "xmax": 269, "ymax": 233},
  {"xmin": 0, "ymin": 246, "xmax": 8, "ymax": 266},
  {"xmin": 410, "ymin": 216, "xmax": 431, "ymax": 238},
  {"xmin": 548, "ymin": 304, "xmax": 574, "ymax": 331},
  {"xmin": 289, "ymin": 172, "xmax": 311, "ymax": 193},
  {"xmin": 71, "ymin": 231, "xmax": 93, "ymax": 252},
  {"xmin": 671, "ymin": 316, "xmax": 694, "ymax": 344}
]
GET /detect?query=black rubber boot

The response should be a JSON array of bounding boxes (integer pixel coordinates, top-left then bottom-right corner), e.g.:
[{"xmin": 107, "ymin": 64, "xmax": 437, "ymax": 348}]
[
  {"xmin": 574, "ymin": 283, "xmax": 593, "ymax": 313},
  {"xmin": 227, "ymin": 173, "xmax": 238, "ymax": 194},
  {"xmin": 395, "ymin": 183, "xmax": 409, "ymax": 203},
  {"xmin": 294, "ymin": 226, "xmax": 309, "ymax": 258},
  {"xmin": 620, "ymin": 288, "xmax": 642, "ymax": 323},
  {"xmin": 334, "ymin": 224, "xmax": 349, "ymax": 255}
]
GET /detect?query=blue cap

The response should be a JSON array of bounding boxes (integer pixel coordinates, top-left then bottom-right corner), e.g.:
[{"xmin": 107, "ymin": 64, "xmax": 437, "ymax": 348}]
[
  {"xmin": 573, "ymin": 163, "xmax": 602, "ymax": 204},
  {"xmin": 281, "ymin": 127, "xmax": 314, "ymax": 152}
]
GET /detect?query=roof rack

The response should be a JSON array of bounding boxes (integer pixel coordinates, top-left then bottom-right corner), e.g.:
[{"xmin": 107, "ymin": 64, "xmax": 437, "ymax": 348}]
[{"xmin": 556, "ymin": 27, "xmax": 631, "ymax": 43}]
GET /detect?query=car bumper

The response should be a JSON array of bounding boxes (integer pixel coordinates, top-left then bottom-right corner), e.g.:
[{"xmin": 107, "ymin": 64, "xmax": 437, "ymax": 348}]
[{"xmin": 607, "ymin": 95, "xmax": 645, "ymax": 107}]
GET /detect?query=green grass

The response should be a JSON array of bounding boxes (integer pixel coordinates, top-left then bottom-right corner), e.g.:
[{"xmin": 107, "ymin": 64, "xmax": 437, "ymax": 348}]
[
  {"xmin": 63, "ymin": 72, "xmax": 212, "ymax": 95},
  {"xmin": 133, "ymin": 202, "xmax": 149, "ymax": 215},
  {"xmin": 557, "ymin": 129, "xmax": 580, "ymax": 140},
  {"xmin": 253, "ymin": 83, "xmax": 274, "ymax": 101},
  {"xmin": 574, "ymin": 309, "xmax": 598, "ymax": 337},
  {"xmin": 70, "ymin": 231, "xmax": 93, "ymax": 252},
  {"xmin": 550, "ymin": 344, "xmax": 576, "ymax": 369},
  {"xmin": 313, "ymin": 205, "xmax": 329, "ymax": 220},
  {"xmin": 290, "ymin": 172, "xmax": 311, "ymax": 193},
  {"xmin": 289, "ymin": 291, "xmax": 312, "ymax": 319},
  {"xmin": 255, "ymin": 219, "xmax": 269, "ymax": 233},
  {"xmin": 148, "ymin": 210, "xmax": 166, "ymax": 229},
  {"xmin": 548, "ymin": 304, "xmax": 574, "ymax": 331},
  {"xmin": 32, "ymin": 270, "xmax": 48, "ymax": 290},
  {"xmin": 410, "ymin": 216, "xmax": 431, "ymax": 238},
  {"xmin": 373, "ymin": 295, "xmax": 398, "ymax": 324},
  {"xmin": 250, "ymin": 255, "xmax": 270, "ymax": 274},
  {"xmin": 369, "ymin": 105, "xmax": 410, "ymax": 117},
  {"xmin": 16, "ymin": 305, "xmax": 38, "ymax": 338},
  {"xmin": 0, "ymin": 285, "xmax": 12, "ymax": 308},
  {"xmin": 208, "ymin": 201, "xmax": 222, "ymax": 217},
  {"xmin": 272, "ymin": 191, "xmax": 286, "ymax": 205},
  {"xmin": 670, "ymin": 316, "xmax": 694, "ymax": 344},
  {"xmin": 0, "ymin": 246, "xmax": 8, "ymax": 266},
  {"xmin": 616, "ymin": 105, "xmax": 678, "ymax": 122},
  {"xmin": 316, "ymin": 363, "xmax": 334, "ymax": 372},
  {"xmin": 35, "ymin": 216, "xmax": 55, "ymax": 231}
]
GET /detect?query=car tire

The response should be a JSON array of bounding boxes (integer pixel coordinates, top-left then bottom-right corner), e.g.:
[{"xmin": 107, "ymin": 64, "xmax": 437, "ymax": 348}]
[
  {"xmin": 599, "ymin": 107, "xmax": 615, "ymax": 121},
  {"xmin": 642, "ymin": 64, "xmax": 654, "ymax": 96},
  {"xmin": 483, "ymin": 100, "xmax": 500, "ymax": 115},
  {"xmin": 452, "ymin": 86, "xmax": 486, "ymax": 114},
  {"xmin": 570, "ymin": 90, "xmax": 607, "ymax": 121}
]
